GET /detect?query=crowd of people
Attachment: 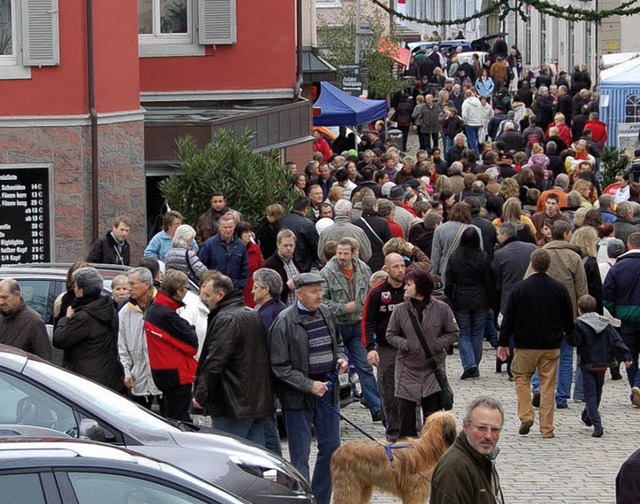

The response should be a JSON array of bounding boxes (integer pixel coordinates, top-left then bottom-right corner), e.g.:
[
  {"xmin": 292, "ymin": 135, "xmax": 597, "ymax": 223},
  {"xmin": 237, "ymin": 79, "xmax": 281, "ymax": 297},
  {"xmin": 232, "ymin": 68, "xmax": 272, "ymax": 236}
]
[{"xmin": 3, "ymin": 48, "xmax": 640, "ymax": 503}]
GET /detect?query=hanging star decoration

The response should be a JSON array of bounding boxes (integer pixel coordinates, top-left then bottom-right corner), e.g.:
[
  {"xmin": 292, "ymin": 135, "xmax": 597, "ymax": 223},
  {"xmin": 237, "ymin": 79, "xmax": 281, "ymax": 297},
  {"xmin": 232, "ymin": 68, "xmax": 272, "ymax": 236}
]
[{"xmin": 369, "ymin": 0, "xmax": 640, "ymax": 24}]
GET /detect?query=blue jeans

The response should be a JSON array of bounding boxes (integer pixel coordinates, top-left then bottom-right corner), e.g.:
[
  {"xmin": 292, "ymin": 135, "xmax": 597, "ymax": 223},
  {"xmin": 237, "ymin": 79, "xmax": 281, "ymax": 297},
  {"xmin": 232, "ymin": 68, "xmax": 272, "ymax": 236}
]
[
  {"xmin": 263, "ymin": 413, "xmax": 282, "ymax": 456},
  {"xmin": 582, "ymin": 368, "xmax": 605, "ymax": 429},
  {"xmin": 212, "ymin": 416, "xmax": 266, "ymax": 447},
  {"xmin": 284, "ymin": 391, "xmax": 340, "ymax": 504},
  {"xmin": 422, "ymin": 131, "xmax": 439, "ymax": 154},
  {"xmin": 620, "ymin": 323, "xmax": 640, "ymax": 388},
  {"xmin": 532, "ymin": 340, "xmax": 573, "ymax": 404},
  {"xmin": 464, "ymin": 125, "xmax": 480, "ymax": 155},
  {"xmin": 484, "ymin": 310, "xmax": 498, "ymax": 345},
  {"xmin": 340, "ymin": 323, "xmax": 382, "ymax": 415},
  {"xmin": 455, "ymin": 309, "xmax": 486, "ymax": 371},
  {"xmin": 443, "ymin": 136, "xmax": 453, "ymax": 159}
]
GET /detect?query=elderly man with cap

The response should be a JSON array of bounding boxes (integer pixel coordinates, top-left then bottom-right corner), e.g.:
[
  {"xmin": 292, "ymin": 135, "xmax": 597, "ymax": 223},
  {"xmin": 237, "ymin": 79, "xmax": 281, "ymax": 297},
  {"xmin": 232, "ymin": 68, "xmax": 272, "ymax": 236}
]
[
  {"xmin": 269, "ymin": 272, "xmax": 348, "ymax": 504},
  {"xmin": 388, "ymin": 185, "xmax": 415, "ymax": 236}
]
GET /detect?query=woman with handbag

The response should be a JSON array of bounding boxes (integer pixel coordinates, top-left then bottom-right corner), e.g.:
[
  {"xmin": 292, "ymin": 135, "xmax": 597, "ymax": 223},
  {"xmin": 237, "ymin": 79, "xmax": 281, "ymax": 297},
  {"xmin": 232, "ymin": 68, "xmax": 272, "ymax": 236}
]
[
  {"xmin": 386, "ymin": 270, "xmax": 460, "ymax": 438},
  {"xmin": 165, "ymin": 225, "xmax": 209, "ymax": 284}
]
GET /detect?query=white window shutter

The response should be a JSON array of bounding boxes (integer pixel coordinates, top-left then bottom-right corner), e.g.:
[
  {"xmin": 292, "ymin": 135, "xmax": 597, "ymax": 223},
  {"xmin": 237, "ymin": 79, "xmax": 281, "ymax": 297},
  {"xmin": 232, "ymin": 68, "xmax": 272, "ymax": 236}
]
[
  {"xmin": 198, "ymin": 0, "xmax": 237, "ymax": 45},
  {"xmin": 21, "ymin": 0, "xmax": 60, "ymax": 66}
]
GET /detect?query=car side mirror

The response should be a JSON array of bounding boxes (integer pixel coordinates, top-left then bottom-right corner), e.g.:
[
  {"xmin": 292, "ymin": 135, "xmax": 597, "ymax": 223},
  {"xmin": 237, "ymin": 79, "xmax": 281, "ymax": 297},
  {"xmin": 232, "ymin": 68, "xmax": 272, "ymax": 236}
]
[{"xmin": 79, "ymin": 419, "xmax": 106, "ymax": 442}]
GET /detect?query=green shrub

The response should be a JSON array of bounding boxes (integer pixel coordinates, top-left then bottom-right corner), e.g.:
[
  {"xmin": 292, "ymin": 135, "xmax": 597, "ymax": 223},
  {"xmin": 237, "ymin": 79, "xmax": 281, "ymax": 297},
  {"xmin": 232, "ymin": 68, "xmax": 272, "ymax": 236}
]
[
  {"xmin": 159, "ymin": 129, "xmax": 297, "ymax": 228},
  {"xmin": 600, "ymin": 147, "xmax": 630, "ymax": 188}
]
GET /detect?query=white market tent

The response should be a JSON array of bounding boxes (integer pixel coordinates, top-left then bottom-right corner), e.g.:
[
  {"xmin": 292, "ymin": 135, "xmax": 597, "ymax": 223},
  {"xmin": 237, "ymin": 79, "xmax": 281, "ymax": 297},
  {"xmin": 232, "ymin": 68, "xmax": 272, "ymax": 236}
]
[{"xmin": 599, "ymin": 55, "xmax": 640, "ymax": 147}]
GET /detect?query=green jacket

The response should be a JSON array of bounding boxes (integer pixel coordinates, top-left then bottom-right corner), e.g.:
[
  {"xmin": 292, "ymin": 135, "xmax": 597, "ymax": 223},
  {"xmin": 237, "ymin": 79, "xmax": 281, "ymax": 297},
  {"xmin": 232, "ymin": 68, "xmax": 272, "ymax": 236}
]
[
  {"xmin": 320, "ymin": 257, "xmax": 372, "ymax": 325},
  {"xmin": 430, "ymin": 432, "xmax": 504, "ymax": 504}
]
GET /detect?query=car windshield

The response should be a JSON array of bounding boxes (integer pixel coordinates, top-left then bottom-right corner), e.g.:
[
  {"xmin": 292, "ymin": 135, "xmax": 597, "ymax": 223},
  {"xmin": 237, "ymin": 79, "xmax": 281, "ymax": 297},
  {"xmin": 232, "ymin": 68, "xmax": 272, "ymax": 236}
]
[{"xmin": 25, "ymin": 360, "xmax": 177, "ymax": 432}]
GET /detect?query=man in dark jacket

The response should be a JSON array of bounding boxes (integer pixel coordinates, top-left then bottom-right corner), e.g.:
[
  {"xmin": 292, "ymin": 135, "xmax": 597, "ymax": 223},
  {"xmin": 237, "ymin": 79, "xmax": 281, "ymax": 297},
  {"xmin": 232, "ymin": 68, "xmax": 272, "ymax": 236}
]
[
  {"xmin": 603, "ymin": 232, "xmax": 640, "ymax": 407},
  {"xmin": 195, "ymin": 192, "xmax": 232, "ymax": 245},
  {"xmin": 269, "ymin": 272, "xmax": 348, "ymax": 504},
  {"xmin": 353, "ymin": 196, "xmax": 392, "ymax": 272},
  {"xmin": 497, "ymin": 249, "xmax": 574, "ymax": 438},
  {"xmin": 199, "ymin": 213, "xmax": 249, "ymax": 290},
  {"xmin": 0, "ymin": 279, "xmax": 52, "ymax": 360},
  {"xmin": 54, "ymin": 267, "xmax": 124, "ymax": 392},
  {"xmin": 362, "ymin": 253, "xmax": 406, "ymax": 443},
  {"xmin": 193, "ymin": 273, "xmax": 274, "ymax": 447},
  {"xmin": 144, "ymin": 270, "xmax": 198, "ymax": 421},
  {"xmin": 86, "ymin": 215, "xmax": 131, "ymax": 265},
  {"xmin": 278, "ymin": 197, "xmax": 320, "ymax": 273},
  {"xmin": 263, "ymin": 229, "xmax": 301, "ymax": 305},
  {"xmin": 430, "ymin": 396, "xmax": 505, "ymax": 504}
]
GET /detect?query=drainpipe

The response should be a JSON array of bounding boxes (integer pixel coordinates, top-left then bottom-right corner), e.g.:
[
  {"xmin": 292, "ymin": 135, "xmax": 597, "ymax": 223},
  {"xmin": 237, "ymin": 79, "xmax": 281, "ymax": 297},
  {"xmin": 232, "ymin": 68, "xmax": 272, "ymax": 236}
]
[
  {"xmin": 87, "ymin": 0, "xmax": 99, "ymax": 241},
  {"xmin": 294, "ymin": 0, "xmax": 303, "ymax": 99}
]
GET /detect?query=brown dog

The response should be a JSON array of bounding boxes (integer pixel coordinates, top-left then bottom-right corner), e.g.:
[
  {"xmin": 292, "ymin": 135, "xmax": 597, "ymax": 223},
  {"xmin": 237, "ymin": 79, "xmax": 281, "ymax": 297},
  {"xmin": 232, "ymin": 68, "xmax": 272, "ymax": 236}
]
[{"xmin": 331, "ymin": 410, "xmax": 457, "ymax": 504}]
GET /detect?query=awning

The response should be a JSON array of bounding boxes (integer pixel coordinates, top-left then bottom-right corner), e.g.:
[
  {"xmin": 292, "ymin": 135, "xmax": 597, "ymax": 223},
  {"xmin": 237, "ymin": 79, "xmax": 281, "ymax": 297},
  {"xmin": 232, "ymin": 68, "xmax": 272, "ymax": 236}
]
[
  {"xmin": 302, "ymin": 47, "xmax": 337, "ymax": 83},
  {"xmin": 377, "ymin": 38, "xmax": 411, "ymax": 68}
]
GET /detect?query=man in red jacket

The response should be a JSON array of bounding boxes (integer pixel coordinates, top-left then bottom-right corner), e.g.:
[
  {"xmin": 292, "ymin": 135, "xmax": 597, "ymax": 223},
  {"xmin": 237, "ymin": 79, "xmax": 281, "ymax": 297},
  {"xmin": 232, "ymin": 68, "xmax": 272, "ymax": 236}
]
[
  {"xmin": 583, "ymin": 112, "xmax": 608, "ymax": 149},
  {"xmin": 144, "ymin": 270, "xmax": 198, "ymax": 421}
]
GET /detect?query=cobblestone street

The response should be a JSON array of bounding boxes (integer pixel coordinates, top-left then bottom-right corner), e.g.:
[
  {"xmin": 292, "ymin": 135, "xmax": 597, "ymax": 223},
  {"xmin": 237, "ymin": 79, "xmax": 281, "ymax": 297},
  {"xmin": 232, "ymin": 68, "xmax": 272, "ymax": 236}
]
[{"xmin": 283, "ymin": 342, "xmax": 638, "ymax": 503}]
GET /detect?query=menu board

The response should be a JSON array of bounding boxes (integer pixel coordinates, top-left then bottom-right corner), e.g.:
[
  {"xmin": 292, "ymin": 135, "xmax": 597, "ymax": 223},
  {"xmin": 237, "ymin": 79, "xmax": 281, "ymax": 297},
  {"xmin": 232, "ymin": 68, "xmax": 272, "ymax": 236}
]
[{"xmin": 0, "ymin": 166, "xmax": 51, "ymax": 265}]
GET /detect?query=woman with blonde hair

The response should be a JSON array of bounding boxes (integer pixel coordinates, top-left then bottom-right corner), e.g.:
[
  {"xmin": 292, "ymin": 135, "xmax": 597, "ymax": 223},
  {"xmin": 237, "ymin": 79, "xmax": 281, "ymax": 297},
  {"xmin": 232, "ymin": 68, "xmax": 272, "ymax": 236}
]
[
  {"xmin": 433, "ymin": 175, "xmax": 452, "ymax": 198},
  {"xmin": 569, "ymin": 224, "xmax": 603, "ymax": 403},
  {"xmin": 573, "ymin": 179, "xmax": 595, "ymax": 209},
  {"xmin": 492, "ymin": 197, "xmax": 536, "ymax": 243},
  {"xmin": 257, "ymin": 203, "xmax": 284, "ymax": 258}
]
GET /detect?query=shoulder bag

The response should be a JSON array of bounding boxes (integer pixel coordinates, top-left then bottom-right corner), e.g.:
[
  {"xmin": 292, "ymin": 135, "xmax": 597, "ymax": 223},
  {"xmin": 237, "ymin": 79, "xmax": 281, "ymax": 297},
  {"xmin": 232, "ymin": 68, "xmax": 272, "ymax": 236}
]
[{"xmin": 406, "ymin": 308, "xmax": 454, "ymax": 410}]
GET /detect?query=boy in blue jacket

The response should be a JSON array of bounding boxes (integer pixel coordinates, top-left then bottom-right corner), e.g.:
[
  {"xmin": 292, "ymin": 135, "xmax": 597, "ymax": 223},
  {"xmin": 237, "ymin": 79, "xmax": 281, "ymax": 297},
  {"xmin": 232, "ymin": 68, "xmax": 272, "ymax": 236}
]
[{"xmin": 567, "ymin": 294, "xmax": 632, "ymax": 437}]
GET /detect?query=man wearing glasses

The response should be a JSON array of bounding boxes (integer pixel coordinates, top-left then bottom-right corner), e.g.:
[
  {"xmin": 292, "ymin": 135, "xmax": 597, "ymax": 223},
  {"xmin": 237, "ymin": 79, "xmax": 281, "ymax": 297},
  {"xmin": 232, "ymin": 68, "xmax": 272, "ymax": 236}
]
[{"xmin": 430, "ymin": 396, "xmax": 505, "ymax": 504}]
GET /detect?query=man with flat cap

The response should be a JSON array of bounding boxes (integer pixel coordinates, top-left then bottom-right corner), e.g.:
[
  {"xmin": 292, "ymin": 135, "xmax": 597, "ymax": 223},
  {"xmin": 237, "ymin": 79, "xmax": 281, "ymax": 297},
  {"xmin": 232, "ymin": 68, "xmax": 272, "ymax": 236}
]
[{"xmin": 269, "ymin": 272, "xmax": 348, "ymax": 504}]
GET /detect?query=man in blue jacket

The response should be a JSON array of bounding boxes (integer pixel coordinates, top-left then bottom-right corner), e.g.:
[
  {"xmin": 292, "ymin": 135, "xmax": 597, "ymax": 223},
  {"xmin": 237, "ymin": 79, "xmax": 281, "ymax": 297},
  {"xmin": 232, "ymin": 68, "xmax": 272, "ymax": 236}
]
[
  {"xmin": 198, "ymin": 213, "xmax": 248, "ymax": 290},
  {"xmin": 603, "ymin": 232, "xmax": 640, "ymax": 407}
]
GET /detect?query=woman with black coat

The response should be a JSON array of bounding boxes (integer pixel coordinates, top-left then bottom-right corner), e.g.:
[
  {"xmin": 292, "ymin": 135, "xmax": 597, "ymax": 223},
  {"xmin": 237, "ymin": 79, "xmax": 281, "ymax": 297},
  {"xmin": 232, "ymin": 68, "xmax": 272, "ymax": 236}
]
[
  {"xmin": 53, "ymin": 267, "xmax": 124, "ymax": 393},
  {"xmin": 445, "ymin": 227, "xmax": 493, "ymax": 380}
]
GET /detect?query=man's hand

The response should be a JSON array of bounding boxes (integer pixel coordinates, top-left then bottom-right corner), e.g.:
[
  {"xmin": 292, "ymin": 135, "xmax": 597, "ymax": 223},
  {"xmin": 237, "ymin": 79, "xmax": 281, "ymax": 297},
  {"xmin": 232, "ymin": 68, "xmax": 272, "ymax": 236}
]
[
  {"xmin": 287, "ymin": 278, "xmax": 295, "ymax": 290},
  {"xmin": 66, "ymin": 306, "xmax": 75, "ymax": 318},
  {"xmin": 336, "ymin": 358, "xmax": 348, "ymax": 373},
  {"xmin": 625, "ymin": 361, "xmax": 633, "ymax": 368},
  {"xmin": 367, "ymin": 350, "xmax": 380, "ymax": 367},
  {"xmin": 496, "ymin": 346, "xmax": 510, "ymax": 362},
  {"xmin": 192, "ymin": 398, "xmax": 203, "ymax": 410},
  {"xmin": 344, "ymin": 301, "xmax": 356, "ymax": 313},
  {"xmin": 124, "ymin": 377, "xmax": 134, "ymax": 389},
  {"xmin": 310, "ymin": 381, "xmax": 329, "ymax": 397}
]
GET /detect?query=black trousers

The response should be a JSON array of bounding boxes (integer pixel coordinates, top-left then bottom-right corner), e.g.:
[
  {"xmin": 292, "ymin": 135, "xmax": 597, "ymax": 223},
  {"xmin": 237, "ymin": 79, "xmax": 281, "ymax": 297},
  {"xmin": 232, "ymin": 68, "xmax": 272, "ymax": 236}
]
[
  {"xmin": 397, "ymin": 392, "xmax": 441, "ymax": 438},
  {"xmin": 161, "ymin": 384, "xmax": 193, "ymax": 422}
]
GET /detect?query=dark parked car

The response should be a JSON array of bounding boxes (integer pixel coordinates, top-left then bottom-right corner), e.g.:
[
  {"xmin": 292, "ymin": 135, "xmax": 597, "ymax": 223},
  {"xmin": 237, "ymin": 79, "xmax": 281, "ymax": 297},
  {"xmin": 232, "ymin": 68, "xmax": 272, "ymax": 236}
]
[
  {"xmin": 0, "ymin": 439, "xmax": 250, "ymax": 504},
  {"xmin": 0, "ymin": 345, "xmax": 313, "ymax": 503}
]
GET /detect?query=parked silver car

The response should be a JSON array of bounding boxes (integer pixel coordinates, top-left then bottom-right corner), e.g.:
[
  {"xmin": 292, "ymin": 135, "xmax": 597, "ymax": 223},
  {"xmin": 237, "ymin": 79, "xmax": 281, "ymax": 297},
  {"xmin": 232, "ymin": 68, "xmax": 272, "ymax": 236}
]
[
  {"xmin": 0, "ymin": 345, "xmax": 313, "ymax": 503},
  {"xmin": 0, "ymin": 439, "xmax": 251, "ymax": 504}
]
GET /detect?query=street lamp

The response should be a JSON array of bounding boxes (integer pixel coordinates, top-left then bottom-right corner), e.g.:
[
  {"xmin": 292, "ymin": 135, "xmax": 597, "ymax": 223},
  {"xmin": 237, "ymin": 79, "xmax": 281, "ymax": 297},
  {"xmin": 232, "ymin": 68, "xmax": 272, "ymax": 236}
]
[{"xmin": 354, "ymin": 0, "xmax": 374, "ymax": 67}]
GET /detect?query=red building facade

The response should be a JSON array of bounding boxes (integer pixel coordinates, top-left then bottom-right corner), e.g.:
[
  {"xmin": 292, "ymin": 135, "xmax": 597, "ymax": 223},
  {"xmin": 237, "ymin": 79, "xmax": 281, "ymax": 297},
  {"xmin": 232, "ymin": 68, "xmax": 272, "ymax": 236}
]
[{"xmin": 0, "ymin": 0, "xmax": 311, "ymax": 263}]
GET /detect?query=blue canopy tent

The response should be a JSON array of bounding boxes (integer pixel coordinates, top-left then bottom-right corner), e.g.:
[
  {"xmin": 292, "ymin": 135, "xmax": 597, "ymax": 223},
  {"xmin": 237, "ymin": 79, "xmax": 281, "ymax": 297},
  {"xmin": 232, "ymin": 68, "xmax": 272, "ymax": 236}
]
[
  {"xmin": 600, "ymin": 56, "xmax": 640, "ymax": 147},
  {"xmin": 312, "ymin": 81, "xmax": 388, "ymax": 126}
]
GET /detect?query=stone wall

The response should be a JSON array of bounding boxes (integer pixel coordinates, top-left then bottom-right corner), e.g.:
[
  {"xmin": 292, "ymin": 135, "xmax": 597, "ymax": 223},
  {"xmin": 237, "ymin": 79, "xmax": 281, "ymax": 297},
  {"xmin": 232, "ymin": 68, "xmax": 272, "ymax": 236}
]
[{"xmin": 0, "ymin": 119, "xmax": 146, "ymax": 263}]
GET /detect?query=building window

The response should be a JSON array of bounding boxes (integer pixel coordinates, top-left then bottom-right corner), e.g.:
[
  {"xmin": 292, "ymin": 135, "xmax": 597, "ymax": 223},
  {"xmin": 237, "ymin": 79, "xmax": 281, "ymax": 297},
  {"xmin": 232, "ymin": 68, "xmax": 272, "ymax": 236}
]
[
  {"xmin": 540, "ymin": 14, "xmax": 546, "ymax": 64},
  {"xmin": 316, "ymin": 0, "xmax": 342, "ymax": 7},
  {"xmin": 625, "ymin": 95, "xmax": 640, "ymax": 123},
  {"xmin": 0, "ymin": 0, "xmax": 59, "ymax": 80},
  {"xmin": 138, "ymin": 0, "xmax": 236, "ymax": 57},
  {"xmin": 139, "ymin": 0, "xmax": 189, "ymax": 38}
]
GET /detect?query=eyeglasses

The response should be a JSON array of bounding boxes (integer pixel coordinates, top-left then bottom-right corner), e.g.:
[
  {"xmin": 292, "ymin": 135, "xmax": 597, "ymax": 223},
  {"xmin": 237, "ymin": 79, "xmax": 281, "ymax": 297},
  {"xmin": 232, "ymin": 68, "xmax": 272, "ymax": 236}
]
[{"xmin": 468, "ymin": 421, "xmax": 502, "ymax": 435}]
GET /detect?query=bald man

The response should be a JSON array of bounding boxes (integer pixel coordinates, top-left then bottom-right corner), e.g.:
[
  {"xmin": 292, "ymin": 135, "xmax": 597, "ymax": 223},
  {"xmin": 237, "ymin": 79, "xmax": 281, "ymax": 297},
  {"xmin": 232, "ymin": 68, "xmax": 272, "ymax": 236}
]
[
  {"xmin": 0, "ymin": 279, "xmax": 52, "ymax": 360},
  {"xmin": 362, "ymin": 252, "xmax": 407, "ymax": 442}
]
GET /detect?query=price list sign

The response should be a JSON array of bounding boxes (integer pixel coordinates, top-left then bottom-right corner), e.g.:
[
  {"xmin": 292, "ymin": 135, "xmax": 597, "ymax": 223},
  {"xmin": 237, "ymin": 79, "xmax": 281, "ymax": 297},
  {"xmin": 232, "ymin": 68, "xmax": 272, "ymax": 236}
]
[{"xmin": 0, "ymin": 166, "xmax": 51, "ymax": 265}]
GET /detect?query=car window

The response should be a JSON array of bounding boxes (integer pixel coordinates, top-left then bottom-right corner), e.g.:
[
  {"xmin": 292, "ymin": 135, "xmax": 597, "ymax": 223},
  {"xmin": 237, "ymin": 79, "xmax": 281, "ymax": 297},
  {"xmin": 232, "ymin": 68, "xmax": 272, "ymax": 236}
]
[
  {"xmin": 68, "ymin": 472, "xmax": 211, "ymax": 504},
  {"xmin": 0, "ymin": 370, "xmax": 77, "ymax": 435},
  {"xmin": 0, "ymin": 473, "xmax": 47, "ymax": 504},
  {"xmin": 15, "ymin": 280, "xmax": 55, "ymax": 325},
  {"xmin": 26, "ymin": 360, "xmax": 175, "ymax": 432}
]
